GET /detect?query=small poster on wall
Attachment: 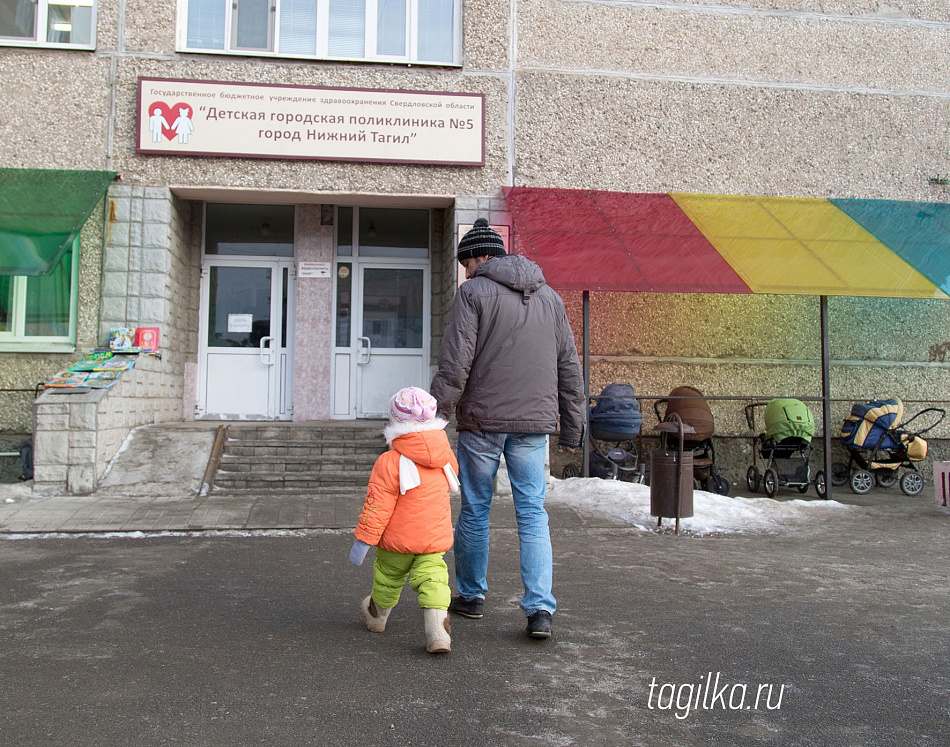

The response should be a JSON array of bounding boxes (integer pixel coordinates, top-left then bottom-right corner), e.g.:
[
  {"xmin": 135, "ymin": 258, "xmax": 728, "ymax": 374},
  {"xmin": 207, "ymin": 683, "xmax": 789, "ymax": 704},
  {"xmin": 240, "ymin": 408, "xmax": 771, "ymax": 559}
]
[
  {"xmin": 135, "ymin": 327, "xmax": 160, "ymax": 351},
  {"xmin": 110, "ymin": 328, "xmax": 136, "ymax": 350}
]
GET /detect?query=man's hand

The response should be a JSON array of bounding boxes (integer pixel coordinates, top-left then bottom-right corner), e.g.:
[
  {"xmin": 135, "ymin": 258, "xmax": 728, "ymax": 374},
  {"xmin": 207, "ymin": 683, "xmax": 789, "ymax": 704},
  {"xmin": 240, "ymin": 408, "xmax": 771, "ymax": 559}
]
[{"xmin": 558, "ymin": 445, "xmax": 577, "ymax": 454}]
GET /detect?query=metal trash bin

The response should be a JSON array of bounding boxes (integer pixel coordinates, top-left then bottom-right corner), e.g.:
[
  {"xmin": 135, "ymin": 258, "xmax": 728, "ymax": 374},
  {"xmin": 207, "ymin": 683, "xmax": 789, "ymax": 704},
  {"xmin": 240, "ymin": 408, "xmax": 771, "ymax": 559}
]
[{"xmin": 650, "ymin": 414, "xmax": 696, "ymax": 533}]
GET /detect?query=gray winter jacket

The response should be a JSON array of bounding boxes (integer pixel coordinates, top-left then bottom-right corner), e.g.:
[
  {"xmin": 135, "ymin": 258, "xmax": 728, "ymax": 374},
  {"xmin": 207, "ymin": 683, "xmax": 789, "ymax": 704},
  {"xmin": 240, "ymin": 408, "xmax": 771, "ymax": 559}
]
[{"xmin": 430, "ymin": 254, "xmax": 586, "ymax": 447}]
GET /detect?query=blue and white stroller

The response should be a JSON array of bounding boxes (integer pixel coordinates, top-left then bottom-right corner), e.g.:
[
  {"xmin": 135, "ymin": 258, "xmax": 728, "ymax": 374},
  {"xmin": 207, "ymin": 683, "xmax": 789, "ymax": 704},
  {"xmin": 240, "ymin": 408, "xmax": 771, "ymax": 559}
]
[{"xmin": 832, "ymin": 398, "xmax": 945, "ymax": 495}]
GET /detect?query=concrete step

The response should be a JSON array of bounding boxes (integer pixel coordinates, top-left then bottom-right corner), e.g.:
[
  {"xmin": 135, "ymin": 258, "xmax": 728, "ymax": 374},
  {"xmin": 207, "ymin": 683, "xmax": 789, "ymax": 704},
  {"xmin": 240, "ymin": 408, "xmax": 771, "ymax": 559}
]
[
  {"xmin": 213, "ymin": 472, "xmax": 371, "ymax": 491},
  {"xmin": 218, "ymin": 455, "xmax": 378, "ymax": 472},
  {"xmin": 224, "ymin": 443, "xmax": 385, "ymax": 458},
  {"xmin": 208, "ymin": 422, "xmax": 430, "ymax": 495}
]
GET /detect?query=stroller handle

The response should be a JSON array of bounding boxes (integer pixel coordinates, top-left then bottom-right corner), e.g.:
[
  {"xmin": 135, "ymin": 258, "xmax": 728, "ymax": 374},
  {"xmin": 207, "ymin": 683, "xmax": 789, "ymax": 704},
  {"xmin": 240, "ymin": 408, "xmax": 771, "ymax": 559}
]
[
  {"xmin": 899, "ymin": 407, "xmax": 947, "ymax": 436},
  {"xmin": 653, "ymin": 399, "xmax": 668, "ymax": 422}
]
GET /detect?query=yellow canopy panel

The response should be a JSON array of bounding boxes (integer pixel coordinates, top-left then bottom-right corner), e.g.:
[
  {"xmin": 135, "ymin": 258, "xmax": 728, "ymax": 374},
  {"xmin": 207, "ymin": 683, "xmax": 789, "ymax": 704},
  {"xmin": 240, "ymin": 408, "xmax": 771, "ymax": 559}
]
[{"xmin": 671, "ymin": 194, "xmax": 949, "ymax": 299}]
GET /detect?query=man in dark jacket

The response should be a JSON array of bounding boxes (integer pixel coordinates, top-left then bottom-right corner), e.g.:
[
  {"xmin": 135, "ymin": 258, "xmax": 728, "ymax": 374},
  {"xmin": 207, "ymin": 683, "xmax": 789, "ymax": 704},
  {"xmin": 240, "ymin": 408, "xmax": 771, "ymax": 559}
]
[{"xmin": 430, "ymin": 218, "xmax": 585, "ymax": 638}]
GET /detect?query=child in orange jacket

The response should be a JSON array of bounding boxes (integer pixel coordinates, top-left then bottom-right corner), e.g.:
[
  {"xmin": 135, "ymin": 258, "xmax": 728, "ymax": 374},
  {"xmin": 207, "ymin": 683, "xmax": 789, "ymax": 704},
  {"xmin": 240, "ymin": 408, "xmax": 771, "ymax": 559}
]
[{"xmin": 349, "ymin": 387, "xmax": 460, "ymax": 653}]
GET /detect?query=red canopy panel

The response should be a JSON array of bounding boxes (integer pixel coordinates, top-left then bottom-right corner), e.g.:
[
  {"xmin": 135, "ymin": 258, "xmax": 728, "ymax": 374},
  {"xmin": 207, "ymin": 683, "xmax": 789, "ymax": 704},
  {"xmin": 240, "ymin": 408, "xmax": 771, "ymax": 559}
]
[{"xmin": 503, "ymin": 187, "xmax": 752, "ymax": 293}]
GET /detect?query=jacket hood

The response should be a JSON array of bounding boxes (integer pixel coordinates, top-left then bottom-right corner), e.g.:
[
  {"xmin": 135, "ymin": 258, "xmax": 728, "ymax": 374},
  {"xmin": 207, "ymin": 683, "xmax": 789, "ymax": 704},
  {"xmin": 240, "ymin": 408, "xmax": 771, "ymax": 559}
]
[
  {"xmin": 474, "ymin": 254, "xmax": 545, "ymax": 295},
  {"xmin": 383, "ymin": 418, "xmax": 455, "ymax": 469}
]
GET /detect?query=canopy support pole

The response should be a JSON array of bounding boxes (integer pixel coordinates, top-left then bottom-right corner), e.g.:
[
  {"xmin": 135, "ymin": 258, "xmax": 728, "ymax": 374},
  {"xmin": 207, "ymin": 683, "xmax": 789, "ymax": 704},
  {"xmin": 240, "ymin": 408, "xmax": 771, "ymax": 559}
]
[
  {"xmin": 582, "ymin": 290, "xmax": 590, "ymax": 478},
  {"xmin": 820, "ymin": 295, "xmax": 833, "ymax": 500}
]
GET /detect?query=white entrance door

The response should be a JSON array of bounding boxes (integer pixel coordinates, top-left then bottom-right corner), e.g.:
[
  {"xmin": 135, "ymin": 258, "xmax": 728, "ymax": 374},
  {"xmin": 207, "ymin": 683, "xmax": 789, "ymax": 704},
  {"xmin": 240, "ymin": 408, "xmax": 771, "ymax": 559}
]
[
  {"xmin": 355, "ymin": 263, "xmax": 429, "ymax": 418},
  {"xmin": 197, "ymin": 258, "xmax": 295, "ymax": 420}
]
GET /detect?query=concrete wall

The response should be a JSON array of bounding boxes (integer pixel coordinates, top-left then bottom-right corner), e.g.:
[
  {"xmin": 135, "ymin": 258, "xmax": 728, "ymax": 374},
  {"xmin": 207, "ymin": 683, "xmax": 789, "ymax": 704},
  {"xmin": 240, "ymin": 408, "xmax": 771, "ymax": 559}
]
[{"xmin": 32, "ymin": 354, "xmax": 184, "ymax": 494}]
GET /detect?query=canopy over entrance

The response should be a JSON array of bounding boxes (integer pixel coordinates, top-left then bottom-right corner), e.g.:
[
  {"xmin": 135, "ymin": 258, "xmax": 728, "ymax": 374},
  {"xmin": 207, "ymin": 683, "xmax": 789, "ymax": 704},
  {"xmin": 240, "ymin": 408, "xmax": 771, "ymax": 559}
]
[
  {"xmin": 0, "ymin": 168, "xmax": 116, "ymax": 276},
  {"xmin": 504, "ymin": 187, "xmax": 950, "ymax": 299}
]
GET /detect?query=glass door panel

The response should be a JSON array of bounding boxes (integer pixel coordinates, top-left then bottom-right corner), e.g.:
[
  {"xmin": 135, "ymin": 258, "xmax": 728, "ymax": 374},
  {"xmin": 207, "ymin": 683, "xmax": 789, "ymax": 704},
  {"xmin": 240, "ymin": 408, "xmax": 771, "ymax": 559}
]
[
  {"xmin": 207, "ymin": 266, "xmax": 272, "ymax": 348},
  {"xmin": 361, "ymin": 268, "xmax": 424, "ymax": 348},
  {"xmin": 356, "ymin": 265, "xmax": 427, "ymax": 418}
]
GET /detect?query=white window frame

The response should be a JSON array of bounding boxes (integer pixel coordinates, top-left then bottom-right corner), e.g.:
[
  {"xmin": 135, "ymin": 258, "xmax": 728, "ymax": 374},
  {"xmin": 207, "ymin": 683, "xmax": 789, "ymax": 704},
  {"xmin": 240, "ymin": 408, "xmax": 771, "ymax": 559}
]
[
  {"xmin": 0, "ymin": 239, "xmax": 80, "ymax": 353},
  {"xmin": 0, "ymin": 0, "xmax": 97, "ymax": 50},
  {"xmin": 177, "ymin": 0, "xmax": 460, "ymax": 66}
]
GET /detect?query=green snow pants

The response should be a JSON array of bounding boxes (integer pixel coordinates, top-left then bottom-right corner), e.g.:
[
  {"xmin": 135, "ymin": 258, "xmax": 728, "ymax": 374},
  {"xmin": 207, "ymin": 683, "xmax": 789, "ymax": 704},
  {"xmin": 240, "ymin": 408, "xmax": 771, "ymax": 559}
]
[{"xmin": 371, "ymin": 548, "xmax": 450, "ymax": 610}]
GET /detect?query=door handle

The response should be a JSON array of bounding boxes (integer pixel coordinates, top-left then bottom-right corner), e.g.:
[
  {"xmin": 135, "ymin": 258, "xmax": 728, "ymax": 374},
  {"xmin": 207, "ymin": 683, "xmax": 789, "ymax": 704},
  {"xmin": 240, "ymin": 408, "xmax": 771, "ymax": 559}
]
[
  {"xmin": 357, "ymin": 336, "xmax": 371, "ymax": 365},
  {"xmin": 259, "ymin": 335, "xmax": 275, "ymax": 366}
]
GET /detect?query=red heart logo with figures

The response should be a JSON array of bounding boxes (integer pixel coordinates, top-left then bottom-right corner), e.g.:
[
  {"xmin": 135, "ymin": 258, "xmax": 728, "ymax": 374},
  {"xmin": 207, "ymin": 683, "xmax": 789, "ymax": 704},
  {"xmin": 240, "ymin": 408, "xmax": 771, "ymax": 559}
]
[{"xmin": 146, "ymin": 101, "xmax": 193, "ymax": 142}]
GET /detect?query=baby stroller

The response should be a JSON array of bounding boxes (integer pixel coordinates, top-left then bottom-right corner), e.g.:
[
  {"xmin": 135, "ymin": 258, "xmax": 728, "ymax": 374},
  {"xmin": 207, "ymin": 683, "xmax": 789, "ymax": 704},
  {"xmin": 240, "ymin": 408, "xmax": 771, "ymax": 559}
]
[
  {"xmin": 562, "ymin": 383, "xmax": 645, "ymax": 482},
  {"xmin": 832, "ymin": 399, "xmax": 945, "ymax": 495},
  {"xmin": 745, "ymin": 398, "xmax": 825, "ymax": 498},
  {"xmin": 654, "ymin": 386, "xmax": 730, "ymax": 495}
]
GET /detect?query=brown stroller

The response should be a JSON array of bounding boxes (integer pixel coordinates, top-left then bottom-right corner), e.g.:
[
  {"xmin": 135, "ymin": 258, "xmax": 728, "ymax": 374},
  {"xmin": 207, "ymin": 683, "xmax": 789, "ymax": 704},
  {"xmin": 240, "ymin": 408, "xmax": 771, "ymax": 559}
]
[{"xmin": 654, "ymin": 386, "xmax": 730, "ymax": 495}]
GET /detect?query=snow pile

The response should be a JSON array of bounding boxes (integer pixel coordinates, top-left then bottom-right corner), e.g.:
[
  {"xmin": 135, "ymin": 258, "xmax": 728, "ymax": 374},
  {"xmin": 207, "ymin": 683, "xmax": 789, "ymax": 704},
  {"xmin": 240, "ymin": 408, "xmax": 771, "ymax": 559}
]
[{"xmin": 546, "ymin": 477, "xmax": 851, "ymax": 535}]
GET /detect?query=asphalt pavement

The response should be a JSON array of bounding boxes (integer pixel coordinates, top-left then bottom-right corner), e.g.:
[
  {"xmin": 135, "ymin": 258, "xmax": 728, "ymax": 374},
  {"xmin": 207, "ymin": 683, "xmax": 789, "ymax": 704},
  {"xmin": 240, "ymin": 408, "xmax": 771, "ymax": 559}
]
[{"xmin": 0, "ymin": 424, "xmax": 947, "ymax": 746}]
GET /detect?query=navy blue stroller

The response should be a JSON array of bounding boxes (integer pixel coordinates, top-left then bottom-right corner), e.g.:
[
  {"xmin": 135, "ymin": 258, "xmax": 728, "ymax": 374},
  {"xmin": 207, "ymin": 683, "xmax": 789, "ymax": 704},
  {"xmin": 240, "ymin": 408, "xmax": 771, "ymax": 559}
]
[{"xmin": 562, "ymin": 383, "xmax": 645, "ymax": 482}]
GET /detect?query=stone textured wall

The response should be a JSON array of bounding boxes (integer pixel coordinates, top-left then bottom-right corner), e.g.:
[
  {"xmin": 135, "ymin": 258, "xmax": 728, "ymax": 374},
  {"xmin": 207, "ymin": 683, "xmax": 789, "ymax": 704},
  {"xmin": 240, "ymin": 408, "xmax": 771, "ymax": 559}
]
[
  {"xmin": 32, "ymin": 354, "xmax": 183, "ymax": 494},
  {"xmin": 168, "ymin": 195, "xmax": 202, "ymax": 419}
]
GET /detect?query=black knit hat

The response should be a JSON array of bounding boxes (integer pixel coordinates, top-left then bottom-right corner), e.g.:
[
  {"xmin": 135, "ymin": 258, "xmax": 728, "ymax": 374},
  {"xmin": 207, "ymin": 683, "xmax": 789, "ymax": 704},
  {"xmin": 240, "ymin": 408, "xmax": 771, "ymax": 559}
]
[{"xmin": 457, "ymin": 218, "xmax": 506, "ymax": 262}]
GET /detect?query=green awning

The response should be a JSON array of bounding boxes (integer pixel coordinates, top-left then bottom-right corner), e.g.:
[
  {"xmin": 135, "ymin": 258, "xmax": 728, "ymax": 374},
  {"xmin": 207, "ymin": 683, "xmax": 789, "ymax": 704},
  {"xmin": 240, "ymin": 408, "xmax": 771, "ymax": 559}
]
[{"xmin": 0, "ymin": 168, "xmax": 116, "ymax": 276}]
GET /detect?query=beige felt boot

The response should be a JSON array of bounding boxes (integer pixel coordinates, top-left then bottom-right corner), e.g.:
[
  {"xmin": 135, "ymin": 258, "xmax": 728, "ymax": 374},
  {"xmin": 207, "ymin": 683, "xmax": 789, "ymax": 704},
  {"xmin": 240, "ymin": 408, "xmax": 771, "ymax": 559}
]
[
  {"xmin": 361, "ymin": 595, "xmax": 393, "ymax": 633},
  {"xmin": 424, "ymin": 608, "xmax": 452, "ymax": 653}
]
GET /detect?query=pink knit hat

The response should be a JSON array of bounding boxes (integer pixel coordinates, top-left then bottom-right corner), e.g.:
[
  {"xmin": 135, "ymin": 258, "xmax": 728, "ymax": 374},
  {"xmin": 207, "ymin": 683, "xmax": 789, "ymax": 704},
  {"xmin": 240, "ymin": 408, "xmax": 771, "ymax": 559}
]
[{"xmin": 388, "ymin": 387, "xmax": 438, "ymax": 425}]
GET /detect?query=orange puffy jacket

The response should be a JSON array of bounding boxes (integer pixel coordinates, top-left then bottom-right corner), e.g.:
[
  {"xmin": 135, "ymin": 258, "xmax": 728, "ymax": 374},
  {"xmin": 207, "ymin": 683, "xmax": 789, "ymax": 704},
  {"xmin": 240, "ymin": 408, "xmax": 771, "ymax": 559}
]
[{"xmin": 354, "ymin": 420, "xmax": 458, "ymax": 555}]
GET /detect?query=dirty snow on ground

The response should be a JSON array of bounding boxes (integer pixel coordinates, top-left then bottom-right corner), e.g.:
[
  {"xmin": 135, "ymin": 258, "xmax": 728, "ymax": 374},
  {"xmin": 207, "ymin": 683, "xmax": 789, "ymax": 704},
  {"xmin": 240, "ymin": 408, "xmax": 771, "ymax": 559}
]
[
  {"xmin": 0, "ymin": 481, "xmax": 35, "ymax": 503},
  {"xmin": 0, "ymin": 477, "xmax": 854, "ymax": 538},
  {"xmin": 546, "ymin": 477, "xmax": 851, "ymax": 535}
]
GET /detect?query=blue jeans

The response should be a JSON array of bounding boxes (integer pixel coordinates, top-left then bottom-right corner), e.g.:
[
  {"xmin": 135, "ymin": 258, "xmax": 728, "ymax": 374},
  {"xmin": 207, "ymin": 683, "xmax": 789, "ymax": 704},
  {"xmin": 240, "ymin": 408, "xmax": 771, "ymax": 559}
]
[{"xmin": 454, "ymin": 430, "xmax": 556, "ymax": 616}]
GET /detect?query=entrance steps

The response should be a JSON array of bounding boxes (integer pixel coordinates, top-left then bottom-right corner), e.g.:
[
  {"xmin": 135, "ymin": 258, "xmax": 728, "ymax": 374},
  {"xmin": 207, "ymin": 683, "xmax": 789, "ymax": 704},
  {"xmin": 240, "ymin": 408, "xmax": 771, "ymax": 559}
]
[{"xmin": 210, "ymin": 422, "xmax": 389, "ymax": 495}]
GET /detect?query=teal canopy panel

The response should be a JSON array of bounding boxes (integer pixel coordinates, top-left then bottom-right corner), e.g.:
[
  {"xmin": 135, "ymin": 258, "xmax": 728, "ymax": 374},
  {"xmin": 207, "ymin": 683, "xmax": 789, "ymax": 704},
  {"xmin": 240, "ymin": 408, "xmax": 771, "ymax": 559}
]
[{"xmin": 831, "ymin": 199, "xmax": 950, "ymax": 297}]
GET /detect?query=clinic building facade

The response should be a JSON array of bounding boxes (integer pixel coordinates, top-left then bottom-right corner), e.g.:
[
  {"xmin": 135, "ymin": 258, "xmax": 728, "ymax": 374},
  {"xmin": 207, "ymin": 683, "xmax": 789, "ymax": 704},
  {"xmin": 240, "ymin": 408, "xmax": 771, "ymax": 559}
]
[{"xmin": 1, "ymin": 0, "xmax": 949, "ymax": 491}]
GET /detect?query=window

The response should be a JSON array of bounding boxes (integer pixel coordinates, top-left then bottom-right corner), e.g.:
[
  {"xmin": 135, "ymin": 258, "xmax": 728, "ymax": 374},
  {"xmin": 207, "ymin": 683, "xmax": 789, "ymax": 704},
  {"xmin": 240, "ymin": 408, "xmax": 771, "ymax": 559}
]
[
  {"xmin": 180, "ymin": 0, "xmax": 458, "ymax": 65},
  {"xmin": 0, "ymin": 239, "xmax": 79, "ymax": 351},
  {"xmin": 0, "ymin": 0, "xmax": 95, "ymax": 48},
  {"xmin": 204, "ymin": 203, "xmax": 295, "ymax": 257},
  {"xmin": 336, "ymin": 206, "xmax": 429, "ymax": 259}
]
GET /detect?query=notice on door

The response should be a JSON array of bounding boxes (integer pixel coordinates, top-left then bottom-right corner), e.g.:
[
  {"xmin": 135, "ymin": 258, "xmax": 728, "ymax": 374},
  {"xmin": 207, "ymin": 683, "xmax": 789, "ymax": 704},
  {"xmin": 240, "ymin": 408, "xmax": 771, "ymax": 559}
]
[
  {"xmin": 228, "ymin": 314, "xmax": 253, "ymax": 333},
  {"xmin": 136, "ymin": 77, "xmax": 485, "ymax": 166}
]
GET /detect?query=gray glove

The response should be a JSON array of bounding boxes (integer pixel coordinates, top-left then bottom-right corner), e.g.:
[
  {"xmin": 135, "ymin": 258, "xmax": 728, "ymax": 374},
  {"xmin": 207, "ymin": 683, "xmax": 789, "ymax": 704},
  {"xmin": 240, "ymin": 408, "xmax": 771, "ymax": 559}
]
[{"xmin": 349, "ymin": 539, "xmax": 371, "ymax": 566}]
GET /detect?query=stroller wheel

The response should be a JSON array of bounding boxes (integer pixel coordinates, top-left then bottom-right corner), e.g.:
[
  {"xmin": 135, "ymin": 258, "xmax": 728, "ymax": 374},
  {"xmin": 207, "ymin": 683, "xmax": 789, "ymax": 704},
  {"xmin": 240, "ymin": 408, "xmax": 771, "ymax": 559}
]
[
  {"xmin": 746, "ymin": 466, "xmax": 760, "ymax": 493},
  {"xmin": 763, "ymin": 468, "xmax": 778, "ymax": 498},
  {"xmin": 875, "ymin": 471, "xmax": 898, "ymax": 488},
  {"xmin": 850, "ymin": 470, "xmax": 874, "ymax": 495},
  {"xmin": 831, "ymin": 462, "xmax": 849, "ymax": 487},
  {"xmin": 796, "ymin": 483, "xmax": 809, "ymax": 494},
  {"xmin": 561, "ymin": 464, "xmax": 580, "ymax": 479},
  {"xmin": 815, "ymin": 470, "xmax": 827, "ymax": 499},
  {"xmin": 704, "ymin": 474, "xmax": 730, "ymax": 496},
  {"xmin": 899, "ymin": 471, "xmax": 924, "ymax": 496}
]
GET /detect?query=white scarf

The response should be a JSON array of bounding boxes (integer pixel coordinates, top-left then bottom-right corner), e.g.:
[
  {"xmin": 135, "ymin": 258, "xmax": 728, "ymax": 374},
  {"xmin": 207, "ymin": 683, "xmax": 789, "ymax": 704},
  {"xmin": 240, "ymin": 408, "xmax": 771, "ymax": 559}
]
[{"xmin": 398, "ymin": 455, "xmax": 460, "ymax": 495}]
